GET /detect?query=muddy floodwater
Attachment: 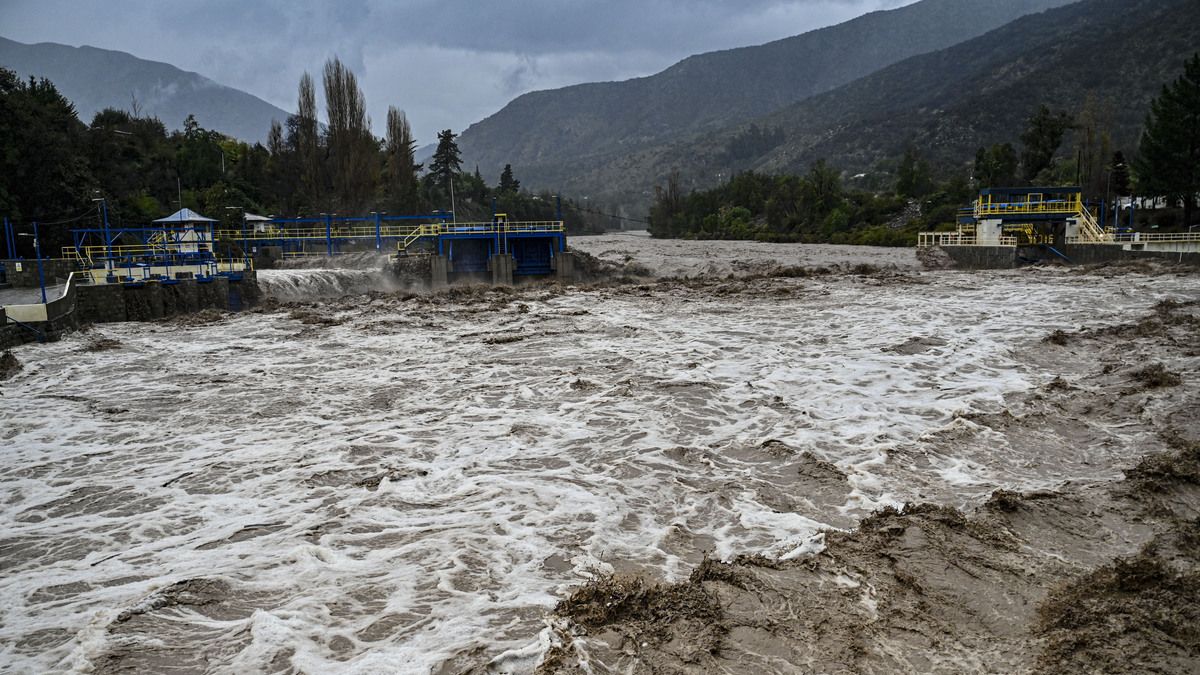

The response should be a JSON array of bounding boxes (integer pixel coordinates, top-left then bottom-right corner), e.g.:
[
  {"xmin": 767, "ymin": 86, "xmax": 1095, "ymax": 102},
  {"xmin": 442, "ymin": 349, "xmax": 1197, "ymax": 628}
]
[{"xmin": 1, "ymin": 237, "xmax": 1197, "ymax": 673}]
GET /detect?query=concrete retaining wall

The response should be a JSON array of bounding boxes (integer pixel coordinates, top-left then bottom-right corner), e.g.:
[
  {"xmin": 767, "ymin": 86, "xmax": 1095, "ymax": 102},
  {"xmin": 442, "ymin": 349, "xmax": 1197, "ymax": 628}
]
[
  {"xmin": 1059, "ymin": 244, "xmax": 1200, "ymax": 267},
  {"xmin": 2, "ymin": 272, "xmax": 261, "ymax": 348},
  {"xmin": 939, "ymin": 246, "xmax": 1018, "ymax": 269},
  {"xmin": 938, "ymin": 244, "xmax": 1199, "ymax": 269},
  {"xmin": 0, "ymin": 258, "xmax": 76, "ymax": 287},
  {"xmin": 79, "ymin": 277, "xmax": 242, "ymax": 323}
]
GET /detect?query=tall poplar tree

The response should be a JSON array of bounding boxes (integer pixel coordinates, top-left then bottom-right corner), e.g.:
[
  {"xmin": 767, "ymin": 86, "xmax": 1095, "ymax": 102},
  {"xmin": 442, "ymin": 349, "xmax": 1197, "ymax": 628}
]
[
  {"xmin": 384, "ymin": 106, "xmax": 421, "ymax": 213},
  {"xmin": 294, "ymin": 72, "xmax": 322, "ymax": 211},
  {"xmin": 322, "ymin": 57, "xmax": 378, "ymax": 213}
]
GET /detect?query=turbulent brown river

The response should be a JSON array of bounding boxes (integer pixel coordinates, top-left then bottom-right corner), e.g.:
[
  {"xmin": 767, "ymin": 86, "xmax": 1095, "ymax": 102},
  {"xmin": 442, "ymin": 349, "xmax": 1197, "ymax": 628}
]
[{"xmin": 1, "ymin": 234, "xmax": 1197, "ymax": 673}]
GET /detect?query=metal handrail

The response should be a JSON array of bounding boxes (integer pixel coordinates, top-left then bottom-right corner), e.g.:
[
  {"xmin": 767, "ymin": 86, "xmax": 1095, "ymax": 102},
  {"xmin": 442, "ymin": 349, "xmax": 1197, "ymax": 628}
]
[
  {"xmin": 214, "ymin": 220, "xmax": 566, "ymax": 243},
  {"xmin": 1067, "ymin": 232, "xmax": 1200, "ymax": 244},
  {"xmin": 917, "ymin": 232, "xmax": 1016, "ymax": 247},
  {"xmin": 974, "ymin": 196, "xmax": 1083, "ymax": 218},
  {"xmin": 5, "ymin": 315, "xmax": 46, "ymax": 342}
]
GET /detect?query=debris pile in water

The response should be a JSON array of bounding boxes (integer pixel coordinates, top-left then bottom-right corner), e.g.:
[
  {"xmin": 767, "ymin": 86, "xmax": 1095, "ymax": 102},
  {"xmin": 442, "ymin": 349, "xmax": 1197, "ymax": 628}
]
[{"xmin": 0, "ymin": 350, "xmax": 20, "ymax": 380}]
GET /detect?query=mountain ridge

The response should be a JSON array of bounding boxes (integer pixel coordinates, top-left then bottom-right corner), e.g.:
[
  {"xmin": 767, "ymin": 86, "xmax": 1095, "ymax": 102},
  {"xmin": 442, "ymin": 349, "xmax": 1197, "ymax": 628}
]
[
  {"xmin": 457, "ymin": 0, "xmax": 1076, "ymax": 197},
  {"xmin": 0, "ymin": 36, "xmax": 291, "ymax": 143},
  {"xmin": 591, "ymin": 0, "xmax": 1199, "ymax": 207}
]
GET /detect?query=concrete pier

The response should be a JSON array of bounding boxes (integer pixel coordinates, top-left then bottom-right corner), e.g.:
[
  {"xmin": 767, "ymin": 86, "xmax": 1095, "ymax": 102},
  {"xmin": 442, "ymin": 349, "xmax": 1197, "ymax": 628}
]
[
  {"xmin": 490, "ymin": 254, "xmax": 514, "ymax": 286},
  {"xmin": 553, "ymin": 251, "xmax": 576, "ymax": 282},
  {"xmin": 430, "ymin": 255, "xmax": 449, "ymax": 290}
]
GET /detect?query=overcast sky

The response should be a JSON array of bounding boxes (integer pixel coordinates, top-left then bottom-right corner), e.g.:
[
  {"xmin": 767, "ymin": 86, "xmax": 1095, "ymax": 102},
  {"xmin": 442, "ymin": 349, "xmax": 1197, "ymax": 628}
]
[{"xmin": 1, "ymin": 0, "xmax": 915, "ymax": 145}]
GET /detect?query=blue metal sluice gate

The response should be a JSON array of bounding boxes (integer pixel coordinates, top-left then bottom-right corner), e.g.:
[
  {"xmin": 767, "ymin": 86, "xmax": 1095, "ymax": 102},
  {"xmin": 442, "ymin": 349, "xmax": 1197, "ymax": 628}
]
[{"xmin": 223, "ymin": 212, "xmax": 568, "ymax": 277}]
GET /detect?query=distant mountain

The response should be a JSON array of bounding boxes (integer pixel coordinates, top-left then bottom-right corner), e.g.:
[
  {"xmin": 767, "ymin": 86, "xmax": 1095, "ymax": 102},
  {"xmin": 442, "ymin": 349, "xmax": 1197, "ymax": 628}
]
[
  {"xmin": 585, "ymin": 0, "xmax": 1199, "ymax": 206},
  {"xmin": 457, "ymin": 0, "xmax": 1075, "ymax": 199},
  {"xmin": 0, "ymin": 36, "xmax": 291, "ymax": 143}
]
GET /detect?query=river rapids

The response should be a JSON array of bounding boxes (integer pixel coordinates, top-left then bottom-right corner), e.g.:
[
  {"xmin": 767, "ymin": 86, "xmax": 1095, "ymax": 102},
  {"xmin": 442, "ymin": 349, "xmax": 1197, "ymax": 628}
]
[{"xmin": 1, "ymin": 236, "xmax": 1196, "ymax": 673}]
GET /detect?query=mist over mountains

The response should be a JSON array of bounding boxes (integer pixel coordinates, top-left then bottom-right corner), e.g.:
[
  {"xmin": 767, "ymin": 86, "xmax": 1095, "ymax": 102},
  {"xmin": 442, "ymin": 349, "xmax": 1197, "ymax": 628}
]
[{"xmin": 0, "ymin": 36, "xmax": 290, "ymax": 143}]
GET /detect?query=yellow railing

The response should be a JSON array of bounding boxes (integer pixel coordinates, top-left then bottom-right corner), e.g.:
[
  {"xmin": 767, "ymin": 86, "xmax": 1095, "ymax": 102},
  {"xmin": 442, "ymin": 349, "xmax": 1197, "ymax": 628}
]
[
  {"xmin": 214, "ymin": 220, "xmax": 565, "ymax": 244},
  {"xmin": 215, "ymin": 225, "xmax": 431, "ymax": 240},
  {"xmin": 1069, "ymin": 231, "xmax": 1200, "ymax": 245},
  {"xmin": 1074, "ymin": 206, "xmax": 1111, "ymax": 243},
  {"xmin": 975, "ymin": 194, "xmax": 1083, "ymax": 218},
  {"xmin": 917, "ymin": 232, "xmax": 1016, "ymax": 247},
  {"xmin": 64, "ymin": 244, "xmax": 217, "ymax": 260}
]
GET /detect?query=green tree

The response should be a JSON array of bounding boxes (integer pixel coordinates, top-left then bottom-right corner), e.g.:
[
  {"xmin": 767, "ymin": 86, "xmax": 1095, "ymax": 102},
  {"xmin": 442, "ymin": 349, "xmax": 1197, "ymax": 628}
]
[
  {"xmin": 265, "ymin": 118, "xmax": 298, "ymax": 214},
  {"xmin": 498, "ymin": 164, "xmax": 520, "ymax": 195},
  {"xmin": 974, "ymin": 143, "xmax": 1019, "ymax": 188},
  {"xmin": 1134, "ymin": 53, "xmax": 1200, "ymax": 228},
  {"xmin": 176, "ymin": 114, "xmax": 225, "ymax": 190},
  {"xmin": 426, "ymin": 129, "xmax": 462, "ymax": 200},
  {"xmin": 1109, "ymin": 151, "xmax": 1130, "ymax": 197},
  {"xmin": 896, "ymin": 146, "xmax": 932, "ymax": 198},
  {"xmin": 293, "ymin": 72, "xmax": 323, "ymax": 212},
  {"xmin": 649, "ymin": 170, "xmax": 684, "ymax": 237},
  {"xmin": 383, "ymin": 106, "xmax": 422, "ymax": 213},
  {"xmin": 0, "ymin": 68, "xmax": 92, "ymax": 252},
  {"xmin": 322, "ymin": 57, "xmax": 378, "ymax": 213},
  {"xmin": 1020, "ymin": 105, "xmax": 1074, "ymax": 183},
  {"xmin": 86, "ymin": 109, "xmax": 176, "ymax": 223},
  {"xmin": 802, "ymin": 160, "xmax": 842, "ymax": 219},
  {"xmin": 1074, "ymin": 95, "xmax": 1114, "ymax": 199}
]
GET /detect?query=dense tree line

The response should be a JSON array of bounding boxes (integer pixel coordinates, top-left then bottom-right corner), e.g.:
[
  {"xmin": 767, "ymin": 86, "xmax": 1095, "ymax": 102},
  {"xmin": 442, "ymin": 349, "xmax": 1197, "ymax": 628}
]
[
  {"xmin": 0, "ymin": 59, "xmax": 602, "ymax": 258},
  {"xmin": 648, "ymin": 164, "xmax": 971, "ymax": 246},
  {"xmin": 651, "ymin": 54, "xmax": 1200, "ymax": 243},
  {"xmin": 1135, "ymin": 53, "xmax": 1200, "ymax": 229}
]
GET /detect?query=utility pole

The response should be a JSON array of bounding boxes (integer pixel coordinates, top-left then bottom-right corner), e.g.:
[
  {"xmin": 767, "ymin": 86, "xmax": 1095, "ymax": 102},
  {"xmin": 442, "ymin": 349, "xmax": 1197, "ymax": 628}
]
[
  {"xmin": 33, "ymin": 222, "xmax": 45, "ymax": 304},
  {"xmin": 17, "ymin": 226, "xmax": 46, "ymax": 304},
  {"xmin": 92, "ymin": 197, "xmax": 112, "ymax": 261}
]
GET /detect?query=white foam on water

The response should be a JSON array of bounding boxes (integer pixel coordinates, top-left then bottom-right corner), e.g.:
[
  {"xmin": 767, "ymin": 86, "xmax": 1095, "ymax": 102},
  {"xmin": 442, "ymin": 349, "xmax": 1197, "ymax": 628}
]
[
  {"xmin": 258, "ymin": 268, "xmax": 398, "ymax": 302},
  {"xmin": 0, "ymin": 265, "xmax": 1196, "ymax": 673}
]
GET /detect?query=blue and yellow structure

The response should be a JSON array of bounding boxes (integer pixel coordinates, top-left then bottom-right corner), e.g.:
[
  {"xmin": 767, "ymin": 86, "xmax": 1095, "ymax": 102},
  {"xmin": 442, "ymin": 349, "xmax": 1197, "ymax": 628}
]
[
  {"xmin": 919, "ymin": 186, "xmax": 1109, "ymax": 248},
  {"xmin": 64, "ymin": 215, "xmax": 250, "ymax": 285},
  {"xmin": 219, "ymin": 211, "xmax": 569, "ymax": 281},
  {"xmin": 56, "ymin": 208, "xmax": 570, "ymax": 288}
]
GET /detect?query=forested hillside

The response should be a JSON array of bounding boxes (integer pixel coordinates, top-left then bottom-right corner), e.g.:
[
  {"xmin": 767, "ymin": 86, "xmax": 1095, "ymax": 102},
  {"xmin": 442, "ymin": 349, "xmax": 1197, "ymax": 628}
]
[
  {"xmin": 574, "ymin": 0, "xmax": 1199, "ymax": 212},
  {"xmin": 0, "ymin": 36, "xmax": 290, "ymax": 143},
  {"xmin": 457, "ymin": 0, "xmax": 1072, "ymax": 196}
]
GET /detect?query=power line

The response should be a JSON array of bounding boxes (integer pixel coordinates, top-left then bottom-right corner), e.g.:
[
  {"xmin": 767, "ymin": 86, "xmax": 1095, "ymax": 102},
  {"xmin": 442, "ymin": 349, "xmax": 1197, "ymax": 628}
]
[{"xmin": 6, "ymin": 207, "xmax": 97, "ymax": 227}]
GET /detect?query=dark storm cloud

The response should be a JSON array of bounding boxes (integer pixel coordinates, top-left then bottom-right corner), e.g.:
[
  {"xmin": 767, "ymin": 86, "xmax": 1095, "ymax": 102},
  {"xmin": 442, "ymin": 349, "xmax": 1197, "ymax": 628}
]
[{"xmin": 0, "ymin": 0, "xmax": 914, "ymax": 144}]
